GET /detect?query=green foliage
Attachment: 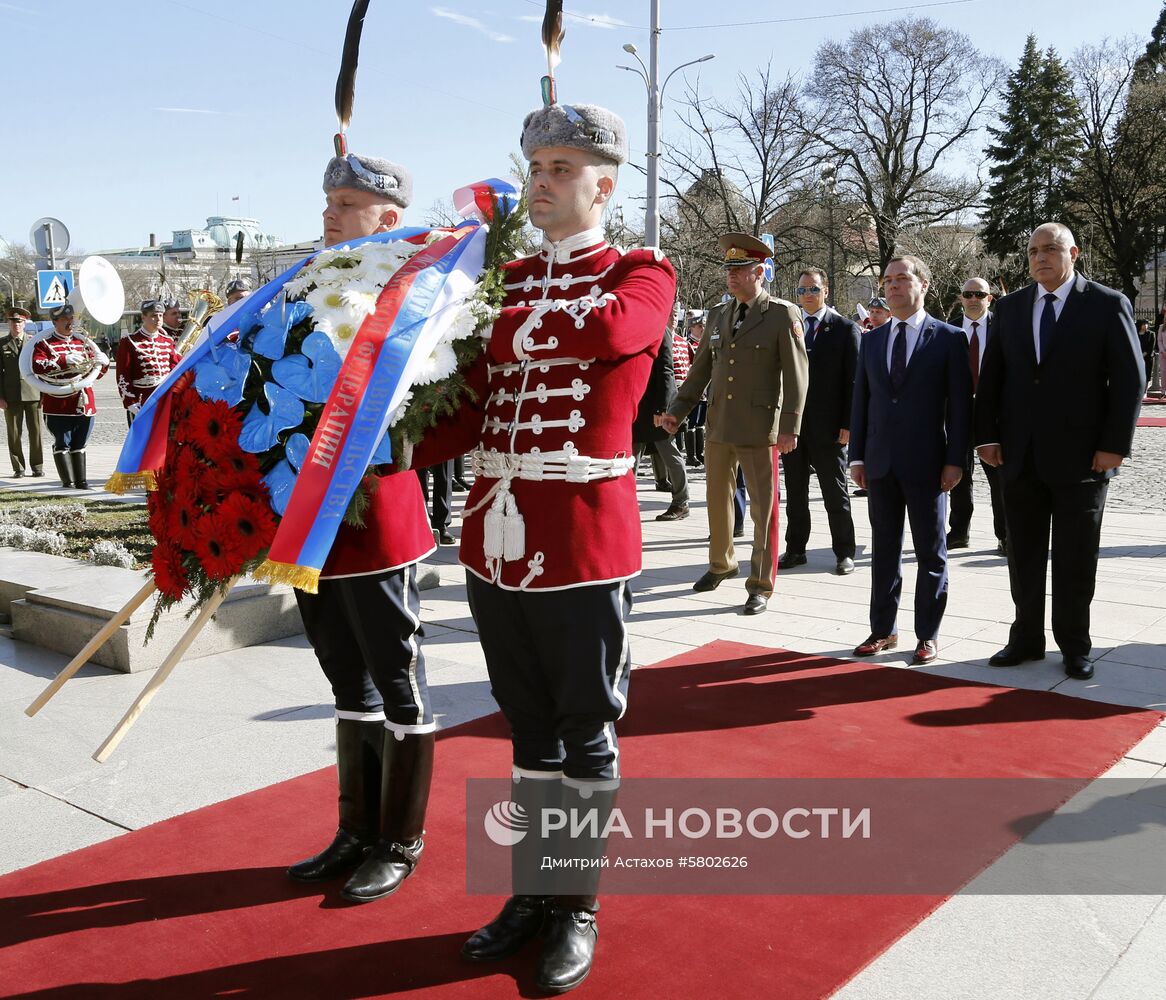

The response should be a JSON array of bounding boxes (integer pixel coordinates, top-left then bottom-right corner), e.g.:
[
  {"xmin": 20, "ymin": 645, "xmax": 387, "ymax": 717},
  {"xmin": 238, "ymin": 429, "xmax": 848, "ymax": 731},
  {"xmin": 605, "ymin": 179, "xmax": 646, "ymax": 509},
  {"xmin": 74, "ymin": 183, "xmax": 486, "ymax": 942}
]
[{"xmin": 982, "ymin": 36, "xmax": 1083, "ymax": 289}]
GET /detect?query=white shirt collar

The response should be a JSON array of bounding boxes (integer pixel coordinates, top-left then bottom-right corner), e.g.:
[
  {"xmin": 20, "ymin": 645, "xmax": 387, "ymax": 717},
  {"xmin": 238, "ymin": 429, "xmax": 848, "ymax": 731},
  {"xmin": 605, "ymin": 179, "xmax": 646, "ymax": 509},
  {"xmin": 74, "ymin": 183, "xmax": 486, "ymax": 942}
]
[
  {"xmin": 1039, "ymin": 274, "xmax": 1075, "ymax": 305},
  {"xmin": 539, "ymin": 226, "xmax": 606, "ymax": 265},
  {"xmin": 962, "ymin": 313, "xmax": 987, "ymax": 332},
  {"xmin": 802, "ymin": 306, "xmax": 829, "ymax": 323},
  {"xmin": 890, "ymin": 308, "xmax": 927, "ymax": 334}
]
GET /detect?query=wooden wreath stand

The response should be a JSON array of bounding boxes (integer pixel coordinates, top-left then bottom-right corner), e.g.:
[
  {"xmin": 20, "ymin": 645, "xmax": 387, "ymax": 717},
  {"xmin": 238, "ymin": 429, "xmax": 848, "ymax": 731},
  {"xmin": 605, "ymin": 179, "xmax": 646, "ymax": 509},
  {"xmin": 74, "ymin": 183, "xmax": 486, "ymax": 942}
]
[{"xmin": 24, "ymin": 576, "xmax": 237, "ymax": 762}]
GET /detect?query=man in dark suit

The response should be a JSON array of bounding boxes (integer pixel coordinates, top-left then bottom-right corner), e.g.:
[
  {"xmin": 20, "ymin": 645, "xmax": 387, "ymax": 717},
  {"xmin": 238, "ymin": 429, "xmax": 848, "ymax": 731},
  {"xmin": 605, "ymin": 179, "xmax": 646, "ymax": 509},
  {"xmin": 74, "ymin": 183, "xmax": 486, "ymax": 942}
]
[
  {"xmin": 947, "ymin": 277, "xmax": 1006, "ymax": 554},
  {"xmin": 779, "ymin": 267, "xmax": 860, "ymax": 575},
  {"xmin": 633, "ymin": 318, "xmax": 689, "ymax": 521},
  {"xmin": 849, "ymin": 255, "xmax": 972, "ymax": 665},
  {"xmin": 976, "ymin": 222, "xmax": 1145, "ymax": 680}
]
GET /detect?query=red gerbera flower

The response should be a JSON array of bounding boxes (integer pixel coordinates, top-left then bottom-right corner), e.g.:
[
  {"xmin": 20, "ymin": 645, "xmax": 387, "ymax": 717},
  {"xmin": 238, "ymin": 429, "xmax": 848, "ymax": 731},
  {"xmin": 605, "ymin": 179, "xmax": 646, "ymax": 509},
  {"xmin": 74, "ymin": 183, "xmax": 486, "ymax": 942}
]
[
  {"xmin": 192, "ymin": 512, "xmax": 246, "ymax": 580},
  {"xmin": 199, "ymin": 460, "xmax": 265, "ymax": 502},
  {"xmin": 169, "ymin": 492, "xmax": 203, "ymax": 552},
  {"xmin": 218, "ymin": 492, "xmax": 278, "ymax": 561},
  {"xmin": 146, "ymin": 488, "xmax": 171, "ymax": 540},
  {"xmin": 188, "ymin": 398, "xmax": 244, "ymax": 458},
  {"xmin": 151, "ymin": 542, "xmax": 189, "ymax": 600},
  {"xmin": 171, "ymin": 445, "xmax": 207, "ymax": 497}
]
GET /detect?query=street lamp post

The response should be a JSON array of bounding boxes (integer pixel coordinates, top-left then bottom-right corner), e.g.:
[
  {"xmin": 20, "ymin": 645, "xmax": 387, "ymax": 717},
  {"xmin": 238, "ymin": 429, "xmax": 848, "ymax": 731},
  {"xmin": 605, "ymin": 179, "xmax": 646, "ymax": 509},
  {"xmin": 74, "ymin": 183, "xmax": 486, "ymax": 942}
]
[{"xmin": 617, "ymin": 3, "xmax": 713, "ymax": 249}]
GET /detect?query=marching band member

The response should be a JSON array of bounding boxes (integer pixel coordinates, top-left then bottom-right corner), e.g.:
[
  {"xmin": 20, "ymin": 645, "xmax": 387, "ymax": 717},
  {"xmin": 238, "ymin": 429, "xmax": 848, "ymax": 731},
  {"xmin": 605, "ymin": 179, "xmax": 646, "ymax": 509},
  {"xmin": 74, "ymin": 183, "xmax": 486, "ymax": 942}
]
[
  {"xmin": 116, "ymin": 299, "xmax": 181, "ymax": 425},
  {"xmin": 31, "ymin": 304, "xmax": 109, "ymax": 489}
]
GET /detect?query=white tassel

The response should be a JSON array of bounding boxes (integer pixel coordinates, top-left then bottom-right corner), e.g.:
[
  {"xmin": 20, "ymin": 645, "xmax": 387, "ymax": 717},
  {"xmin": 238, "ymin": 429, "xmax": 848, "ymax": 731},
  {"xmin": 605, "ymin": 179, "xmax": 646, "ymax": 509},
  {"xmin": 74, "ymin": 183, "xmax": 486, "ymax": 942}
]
[
  {"xmin": 502, "ymin": 493, "xmax": 526, "ymax": 561},
  {"xmin": 483, "ymin": 491, "xmax": 506, "ymax": 560}
]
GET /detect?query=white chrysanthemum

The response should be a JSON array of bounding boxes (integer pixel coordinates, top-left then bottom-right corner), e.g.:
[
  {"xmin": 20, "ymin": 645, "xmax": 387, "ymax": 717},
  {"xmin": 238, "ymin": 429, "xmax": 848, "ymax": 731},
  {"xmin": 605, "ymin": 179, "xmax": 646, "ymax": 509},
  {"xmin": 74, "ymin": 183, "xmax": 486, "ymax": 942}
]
[{"xmin": 412, "ymin": 341, "xmax": 459, "ymax": 386}]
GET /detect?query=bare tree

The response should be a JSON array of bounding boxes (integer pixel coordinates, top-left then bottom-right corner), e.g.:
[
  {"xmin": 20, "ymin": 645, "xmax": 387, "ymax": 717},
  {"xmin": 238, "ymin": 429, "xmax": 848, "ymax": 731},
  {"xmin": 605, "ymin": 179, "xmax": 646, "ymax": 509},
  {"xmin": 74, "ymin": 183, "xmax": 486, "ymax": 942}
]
[
  {"xmin": 1068, "ymin": 39, "xmax": 1166, "ymax": 303},
  {"xmin": 660, "ymin": 63, "xmax": 825, "ymax": 305},
  {"xmin": 805, "ymin": 17, "xmax": 1003, "ymax": 272}
]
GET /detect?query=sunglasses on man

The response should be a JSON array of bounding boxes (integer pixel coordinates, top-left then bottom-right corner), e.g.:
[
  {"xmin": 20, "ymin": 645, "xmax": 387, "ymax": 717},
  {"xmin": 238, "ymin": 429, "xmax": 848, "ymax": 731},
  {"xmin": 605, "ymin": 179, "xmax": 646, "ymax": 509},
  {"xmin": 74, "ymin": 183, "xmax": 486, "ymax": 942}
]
[
  {"xmin": 796, "ymin": 285, "xmax": 823, "ymax": 295},
  {"xmin": 960, "ymin": 290, "xmax": 989, "ymax": 299}
]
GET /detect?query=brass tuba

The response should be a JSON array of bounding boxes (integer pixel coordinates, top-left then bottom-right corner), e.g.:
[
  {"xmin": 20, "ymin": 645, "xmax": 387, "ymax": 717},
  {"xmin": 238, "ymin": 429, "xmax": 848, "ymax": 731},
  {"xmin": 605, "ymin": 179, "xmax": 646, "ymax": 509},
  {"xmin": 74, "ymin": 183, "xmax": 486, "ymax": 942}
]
[{"xmin": 19, "ymin": 256, "xmax": 122, "ymax": 396}]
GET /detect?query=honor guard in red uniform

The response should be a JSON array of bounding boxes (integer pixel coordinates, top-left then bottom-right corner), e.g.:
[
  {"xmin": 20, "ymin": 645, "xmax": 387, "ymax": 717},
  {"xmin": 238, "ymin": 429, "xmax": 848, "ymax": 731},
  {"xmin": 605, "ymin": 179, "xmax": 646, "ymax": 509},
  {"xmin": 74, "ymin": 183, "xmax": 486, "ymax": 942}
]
[
  {"xmin": 30, "ymin": 304, "xmax": 109, "ymax": 489},
  {"xmin": 285, "ymin": 151, "xmax": 440, "ymax": 909},
  {"xmin": 417, "ymin": 100, "xmax": 675, "ymax": 991},
  {"xmin": 162, "ymin": 299, "xmax": 184, "ymax": 339},
  {"xmin": 116, "ymin": 299, "xmax": 181, "ymax": 425}
]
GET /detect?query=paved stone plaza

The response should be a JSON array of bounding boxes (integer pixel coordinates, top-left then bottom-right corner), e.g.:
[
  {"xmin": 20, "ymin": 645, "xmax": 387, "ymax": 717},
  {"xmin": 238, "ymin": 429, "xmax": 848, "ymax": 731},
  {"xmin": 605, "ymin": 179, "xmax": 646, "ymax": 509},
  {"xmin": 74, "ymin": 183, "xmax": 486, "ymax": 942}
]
[{"xmin": 2, "ymin": 375, "xmax": 1165, "ymax": 998}]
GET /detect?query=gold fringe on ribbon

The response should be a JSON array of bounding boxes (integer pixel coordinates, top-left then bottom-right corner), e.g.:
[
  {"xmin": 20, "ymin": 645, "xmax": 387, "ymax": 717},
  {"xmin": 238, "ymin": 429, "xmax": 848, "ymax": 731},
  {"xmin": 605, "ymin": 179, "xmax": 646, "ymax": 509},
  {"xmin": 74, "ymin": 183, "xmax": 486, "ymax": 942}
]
[
  {"xmin": 253, "ymin": 559, "xmax": 321, "ymax": 594},
  {"xmin": 104, "ymin": 470, "xmax": 158, "ymax": 494}
]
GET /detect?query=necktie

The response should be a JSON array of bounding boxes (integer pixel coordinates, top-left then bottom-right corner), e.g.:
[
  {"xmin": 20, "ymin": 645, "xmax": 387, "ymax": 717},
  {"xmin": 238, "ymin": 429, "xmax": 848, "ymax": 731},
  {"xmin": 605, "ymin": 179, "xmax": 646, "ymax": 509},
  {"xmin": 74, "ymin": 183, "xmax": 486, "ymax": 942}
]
[
  {"xmin": 890, "ymin": 321, "xmax": 908, "ymax": 392},
  {"xmin": 1039, "ymin": 293, "xmax": 1057, "ymax": 362},
  {"xmin": 969, "ymin": 321, "xmax": 980, "ymax": 394},
  {"xmin": 804, "ymin": 315, "xmax": 817, "ymax": 351},
  {"xmin": 733, "ymin": 302, "xmax": 747, "ymax": 336}
]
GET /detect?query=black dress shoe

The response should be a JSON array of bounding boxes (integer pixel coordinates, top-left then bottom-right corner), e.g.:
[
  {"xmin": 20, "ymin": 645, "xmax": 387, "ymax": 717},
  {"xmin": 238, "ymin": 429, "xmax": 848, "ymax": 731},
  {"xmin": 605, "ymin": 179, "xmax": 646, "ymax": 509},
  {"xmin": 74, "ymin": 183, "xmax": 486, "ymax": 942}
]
[
  {"xmin": 655, "ymin": 503, "xmax": 690, "ymax": 521},
  {"xmin": 536, "ymin": 904, "xmax": 598, "ymax": 993},
  {"xmin": 437, "ymin": 530, "xmax": 456, "ymax": 545},
  {"xmin": 1064, "ymin": 654, "xmax": 1094, "ymax": 680},
  {"xmin": 654, "ymin": 481, "xmax": 670, "ymax": 492},
  {"xmin": 31, "ymin": 469, "xmax": 44, "ymax": 477},
  {"xmin": 461, "ymin": 895, "xmax": 547, "ymax": 961},
  {"xmin": 12, "ymin": 471, "xmax": 23, "ymax": 478},
  {"xmin": 778, "ymin": 551, "xmax": 807, "ymax": 569},
  {"xmin": 452, "ymin": 478, "xmax": 471, "ymax": 491},
  {"xmin": 946, "ymin": 533, "xmax": 969, "ymax": 549},
  {"xmin": 693, "ymin": 567, "xmax": 739, "ymax": 592},
  {"xmin": 732, "ymin": 525, "xmax": 744, "ymax": 538},
  {"xmin": 988, "ymin": 644, "xmax": 1045, "ymax": 667},
  {"xmin": 835, "ymin": 557, "xmax": 855, "ymax": 575},
  {"xmin": 852, "ymin": 488, "xmax": 868, "ymax": 497},
  {"xmin": 743, "ymin": 594, "xmax": 767, "ymax": 615}
]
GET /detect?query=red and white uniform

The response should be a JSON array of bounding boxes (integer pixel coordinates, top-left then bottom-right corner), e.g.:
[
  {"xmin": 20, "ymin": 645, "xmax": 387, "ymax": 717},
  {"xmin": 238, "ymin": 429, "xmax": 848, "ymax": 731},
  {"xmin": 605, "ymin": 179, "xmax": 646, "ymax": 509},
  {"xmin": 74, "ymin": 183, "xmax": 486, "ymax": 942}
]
[
  {"xmin": 319, "ymin": 471, "xmax": 435, "ymax": 579},
  {"xmin": 423, "ymin": 228, "xmax": 676, "ymax": 591},
  {"xmin": 31, "ymin": 334, "xmax": 108, "ymax": 416},
  {"xmin": 672, "ymin": 330, "xmax": 693, "ymax": 384},
  {"xmin": 115, "ymin": 328, "xmax": 181, "ymax": 409}
]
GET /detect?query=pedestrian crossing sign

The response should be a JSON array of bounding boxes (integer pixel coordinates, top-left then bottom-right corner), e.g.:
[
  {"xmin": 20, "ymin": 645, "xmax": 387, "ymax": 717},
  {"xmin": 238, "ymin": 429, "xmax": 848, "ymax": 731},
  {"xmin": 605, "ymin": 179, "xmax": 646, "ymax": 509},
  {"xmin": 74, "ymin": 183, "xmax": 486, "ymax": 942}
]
[{"xmin": 37, "ymin": 269, "xmax": 74, "ymax": 309}]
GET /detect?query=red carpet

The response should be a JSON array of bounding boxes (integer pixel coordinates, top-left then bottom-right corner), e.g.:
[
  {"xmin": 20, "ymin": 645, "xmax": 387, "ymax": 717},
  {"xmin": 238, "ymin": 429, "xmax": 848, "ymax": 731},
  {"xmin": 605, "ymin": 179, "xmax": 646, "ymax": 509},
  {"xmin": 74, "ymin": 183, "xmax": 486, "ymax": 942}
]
[
  {"xmin": 1, "ymin": 641, "xmax": 1160, "ymax": 999},
  {"xmin": 1137, "ymin": 415, "xmax": 1166, "ymax": 426}
]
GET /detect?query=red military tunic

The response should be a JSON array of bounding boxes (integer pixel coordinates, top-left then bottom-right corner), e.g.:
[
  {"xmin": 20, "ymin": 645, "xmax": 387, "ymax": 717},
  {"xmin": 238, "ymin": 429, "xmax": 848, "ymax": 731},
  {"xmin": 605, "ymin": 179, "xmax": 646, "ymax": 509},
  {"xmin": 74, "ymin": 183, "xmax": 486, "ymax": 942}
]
[
  {"xmin": 31, "ymin": 334, "xmax": 108, "ymax": 416},
  {"xmin": 116, "ymin": 328, "xmax": 181, "ymax": 409},
  {"xmin": 425, "ymin": 228, "xmax": 676, "ymax": 591},
  {"xmin": 319, "ymin": 469, "xmax": 435, "ymax": 579}
]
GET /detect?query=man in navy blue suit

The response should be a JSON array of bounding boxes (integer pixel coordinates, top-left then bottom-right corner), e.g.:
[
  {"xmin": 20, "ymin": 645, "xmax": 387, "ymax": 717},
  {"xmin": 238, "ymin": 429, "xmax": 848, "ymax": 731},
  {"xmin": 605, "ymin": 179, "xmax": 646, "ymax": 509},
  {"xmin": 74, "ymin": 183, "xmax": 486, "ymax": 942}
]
[
  {"xmin": 849, "ymin": 255, "xmax": 973, "ymax": 665},
  {"xmin": 976, "ymin": 223, "xmax": 1144, "ymax": 680}
]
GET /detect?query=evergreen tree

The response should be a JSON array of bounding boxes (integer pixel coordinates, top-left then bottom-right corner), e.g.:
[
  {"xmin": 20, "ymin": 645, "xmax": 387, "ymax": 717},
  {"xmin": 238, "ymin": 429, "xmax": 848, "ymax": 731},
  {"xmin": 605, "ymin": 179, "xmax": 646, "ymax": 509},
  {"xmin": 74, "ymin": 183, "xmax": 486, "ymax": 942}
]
[
  {"xmin": 982, "ymin": 36, "xmax": 1082, "ymax": 288},
  {"xmin": 1134, "ymin": 1, "xmax": 1166, "ymax": 80}
]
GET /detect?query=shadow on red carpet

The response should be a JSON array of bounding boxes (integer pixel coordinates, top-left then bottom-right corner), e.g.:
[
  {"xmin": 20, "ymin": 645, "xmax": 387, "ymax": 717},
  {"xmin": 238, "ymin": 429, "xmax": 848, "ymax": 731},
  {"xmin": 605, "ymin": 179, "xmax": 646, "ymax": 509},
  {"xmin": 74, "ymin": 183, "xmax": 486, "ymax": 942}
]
[{"xmin": 0, "ymin": 640, "xmax": 1159, "ymax": 999}]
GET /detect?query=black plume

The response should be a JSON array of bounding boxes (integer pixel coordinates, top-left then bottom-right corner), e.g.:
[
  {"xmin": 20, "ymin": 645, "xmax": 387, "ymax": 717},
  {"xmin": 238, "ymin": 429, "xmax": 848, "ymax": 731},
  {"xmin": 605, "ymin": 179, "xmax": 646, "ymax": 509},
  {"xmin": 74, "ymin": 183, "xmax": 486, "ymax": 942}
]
[
  {"xmin": 542, "ymin": 0, "xmax": 564, "ymax": 74},
  {"xmin": 335, "ymin": 0, "xmax": 372, "ymax": 133}
]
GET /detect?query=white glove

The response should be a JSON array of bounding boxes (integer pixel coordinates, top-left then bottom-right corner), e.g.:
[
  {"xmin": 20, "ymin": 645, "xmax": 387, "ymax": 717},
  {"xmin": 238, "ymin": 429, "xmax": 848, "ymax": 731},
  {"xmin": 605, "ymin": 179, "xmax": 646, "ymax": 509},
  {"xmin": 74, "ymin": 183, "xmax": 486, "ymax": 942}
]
[{"xmin": 127, "ymin": 402, "xmax": 141, "ymax": 416}]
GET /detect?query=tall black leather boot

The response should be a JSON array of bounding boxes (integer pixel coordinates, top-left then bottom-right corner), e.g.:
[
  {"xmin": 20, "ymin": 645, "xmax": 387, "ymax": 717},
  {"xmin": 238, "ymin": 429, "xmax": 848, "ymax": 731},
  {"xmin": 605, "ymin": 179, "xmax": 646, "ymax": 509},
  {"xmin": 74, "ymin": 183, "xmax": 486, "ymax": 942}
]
[
  {"xmin": 69, "ymin": 450, "xmax": 90, "ymax": 489},
  {"xmin": 52, "ymin": 451, "xmax": 73, "ymax": 488},
  {"xmin": 694, "ymin": 427, "xmax": 705, "ymax": 465},
  {"xmin": 288, "ymin": 718, "xmax": 383, "ymax": 882},
  {"xmin": 535, "ymin": 780, "xmax": 616, "ymax": 993},
  {"xmin": 462, "ymin": 772, "xmax": 562, "ymax": 961},
  {"xmin": 340, "ymin": 729, "xmax": 434, "ymax": 903}
]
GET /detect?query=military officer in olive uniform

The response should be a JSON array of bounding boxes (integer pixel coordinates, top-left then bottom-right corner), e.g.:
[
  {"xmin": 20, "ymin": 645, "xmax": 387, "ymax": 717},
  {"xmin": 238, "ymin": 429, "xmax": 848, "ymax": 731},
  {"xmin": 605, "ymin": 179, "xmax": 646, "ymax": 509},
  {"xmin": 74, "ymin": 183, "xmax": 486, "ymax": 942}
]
[
  {"xmin": 0, "ymin": 306, "xmax": 44, "ymax": 478},
  {"xmin": 662, "ymin": 233, "xmax": 809, "ymax": 615}
]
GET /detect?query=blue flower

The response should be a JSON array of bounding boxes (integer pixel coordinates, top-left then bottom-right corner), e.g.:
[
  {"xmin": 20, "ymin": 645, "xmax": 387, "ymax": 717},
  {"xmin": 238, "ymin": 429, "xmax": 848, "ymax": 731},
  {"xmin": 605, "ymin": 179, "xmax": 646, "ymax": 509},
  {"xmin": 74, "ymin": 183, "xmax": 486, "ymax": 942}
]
[
  {"xmin": 271, "ymin": 332, "xmax": 342, "ymax": 403},
  {"xmin": 193, "ymin": 343, "xmax": 252, "ymax": 406},
  {"xmin": 369, "ymin": 431, "xmax": 393, "ymax": 465},
  {"xmin": 252, "ymin": 299, "xmax": 313, "ymax": 360},
  {"xmin": 261, "ymin": 432, "xmax": 311, "ymax": 517},
  {"xmin": 238, "ymin": 382, "xmax": 305, "ymax": 454}
]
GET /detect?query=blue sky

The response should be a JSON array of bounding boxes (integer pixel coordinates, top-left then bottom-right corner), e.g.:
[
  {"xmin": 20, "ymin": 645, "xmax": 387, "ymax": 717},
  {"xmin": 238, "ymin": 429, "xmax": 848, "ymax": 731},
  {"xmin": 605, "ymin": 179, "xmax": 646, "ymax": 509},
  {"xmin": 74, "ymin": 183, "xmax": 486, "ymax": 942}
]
[{"xmin": 1, "ymin": 0, "xmax": 1162, "ymax": 252}]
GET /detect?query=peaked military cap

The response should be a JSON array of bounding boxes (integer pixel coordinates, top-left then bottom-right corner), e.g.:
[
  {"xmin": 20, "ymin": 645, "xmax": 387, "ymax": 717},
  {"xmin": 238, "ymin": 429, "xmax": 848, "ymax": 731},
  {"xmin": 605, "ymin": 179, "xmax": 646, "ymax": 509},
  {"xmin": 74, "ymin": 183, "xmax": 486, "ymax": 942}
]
[
  {"xmin": 7, "ymin": 306, "xmax": 31, "ymax": 320},
  {"xmin": 718, "ymin": 232, "xmax": 771, "ymax": 268}
]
